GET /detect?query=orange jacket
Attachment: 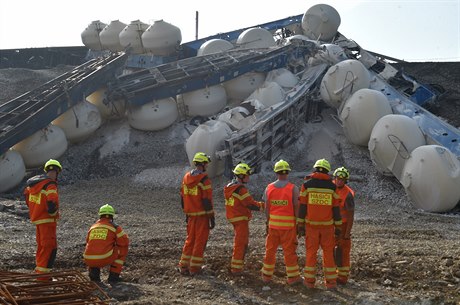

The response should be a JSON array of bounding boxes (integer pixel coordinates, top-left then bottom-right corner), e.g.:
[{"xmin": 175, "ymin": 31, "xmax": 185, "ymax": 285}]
[
  {"xmin": 299, "ymin": 172, "xmax": 341, "ymax": 226},
  {"xmin": 335, "ymin": 185, "xmax": 355, "ymax": 223},
  {"xmin": 181, "ymin": 170, "xmax": 214, "ymax": 217},
  {"xmin": 266, "ymin": 182, "xmax": 296, "ymax": 230},
  {"xmin": 83, "ymin": 218, "xmax": 129, "ymax": 261},
  {"xmin": 224, "ymin": 180, "xmax": 263, "ymax": 223},
  {"xmin": 24, "ymin": 175, "xmax": 59, "ymax": 225}
]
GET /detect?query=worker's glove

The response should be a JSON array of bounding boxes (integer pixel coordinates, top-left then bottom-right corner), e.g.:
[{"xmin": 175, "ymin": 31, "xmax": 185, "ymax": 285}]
[
  {"xmin": 334, "ymin": 226, "xmax": 342, "ymax": 238},
  {"xmin": 209, "ymin": 216, "xmax": 215, "ymax": 230},
  {"xmin": 185, "ymin": 215, "xmax": 189, "ymax": 224},
  {"xmin": 297, "ymin": 224, "xmax": 305, "ymax": 237},
  {"xmin": 265, "ymin": 221, "xmax": 269, "ymax": 235},
  {"xmin": 258, "ymin": 201, "xmax": 265, "ymax": 212}
]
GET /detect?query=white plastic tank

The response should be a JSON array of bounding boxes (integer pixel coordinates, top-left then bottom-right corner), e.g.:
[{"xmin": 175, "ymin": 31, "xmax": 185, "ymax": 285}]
[
  {"xmin": 368, "ymin": 114, "xmax": 426, "ymax": 180},
  {"xmin": 86, "ymin": 87, "xmax": 126, "ymax": 120},
  {"xmin": 142, "ymin": 20, "xmax": 182, "ymax": 56},
  {"xmin": 248, "ymin": 81, "xmax": 285, "ymax": 108},
  {"xmin": 185, "ymin": 120, "xmax": 232, "ymax": 178},
  {"xmin": 340, "ymin": 89, "xmax": 393, "ymax": 146},
  {"xmin": 13, "ymin": 125, "xmax": 68, "ymax": 168},
  {"xmin": 52, "ymin": 100, "xmax": 102, "ymax": 143},
  {"xmin": 223, "ymin": 72, "xmax": 266, "ymax": 102},
  {"xmin": 127, "ymin": 97, "xmax": 178, "ymax": 131},
  {"xmin": 179, "ymin": 85, "xmax": 227, "ymax": 117},
  {"xmin": 320, "ymin": 59, "xmax": 371, "ymax": 109},
  {"xmin": 81, "ymin": 20, "xmax": 106, "ymax": 51},
  {"xmin": 265, "ymin": 68, "xmax": 299, "ymax": 90},
  {"xmin": 99, "ymin": 20, "xmax": 127, "ymax": 52},
  {"xmin": 0, "ymin": 150, "xmax": 26, "ymax": 193},
  {"xmin": 301, "ymin": 4, "xmax": 341, "ymax": 41},
  {"xmin": 401, "ymin": 145, "xmax": 460, "ymax": 213},
  {"xmin": 119, "ymin": 20, "xmax": 149, "ymax": 54},
  {"xmin": 236, "ymin": 28, "xmax": 276, "ymax": 49},
  {"xmin": 197, "ymin": 39, "xmax": 234, "ymax": 56}
]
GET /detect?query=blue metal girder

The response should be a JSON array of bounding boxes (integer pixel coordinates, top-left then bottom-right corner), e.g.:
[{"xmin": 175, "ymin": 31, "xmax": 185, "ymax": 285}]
[
  {"xmin": 111, "ymin": 43, "xmax": 315, "ymax": 106},
  {"xmin": 0, "ymin": 53, "xmax": 127, "ymax": 155}
]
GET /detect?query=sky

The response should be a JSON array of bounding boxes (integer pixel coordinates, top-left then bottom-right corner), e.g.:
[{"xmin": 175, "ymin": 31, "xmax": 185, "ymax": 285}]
[{"xmin": 0, "ymin": 0, "xmax": 459, "ymax": 62}]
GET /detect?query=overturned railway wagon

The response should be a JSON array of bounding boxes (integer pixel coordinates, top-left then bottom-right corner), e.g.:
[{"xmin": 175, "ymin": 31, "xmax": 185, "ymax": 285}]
[{"xmin": 1, "ymin": 4, "xmax": 459, "ymax": 213}]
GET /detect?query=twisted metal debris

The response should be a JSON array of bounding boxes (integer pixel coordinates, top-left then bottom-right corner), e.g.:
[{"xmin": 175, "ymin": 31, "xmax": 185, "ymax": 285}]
[{"xmin": 0, "ymin": 270, "xmax": 110, "ymax": 304}]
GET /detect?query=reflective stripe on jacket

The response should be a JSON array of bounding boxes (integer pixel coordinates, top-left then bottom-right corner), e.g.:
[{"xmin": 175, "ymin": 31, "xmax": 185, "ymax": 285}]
[
  {"xmin": 181, "ymin": 170, "xmax": 213, "ymax": 217},
  {"xmin": 299, "ymin": 172, "xmax": 341, "ymax": 226},
  {"xmin": 224, "ymin": 180, "xmax": 262, "ymax": 223},
  {"xmin": 83, "ymin": 218, "xmax": 129, "ymax": 261},
  {"xmin": 336, "ymin": 185, "xmax": 355, "ymax": 223},
  {"xmin": 24, "ymin": 175, "xmax": 59, "ymax": 225},
  {"xmin": 266, "ymin": 182, "xmax": 295, "ymax": 230}
]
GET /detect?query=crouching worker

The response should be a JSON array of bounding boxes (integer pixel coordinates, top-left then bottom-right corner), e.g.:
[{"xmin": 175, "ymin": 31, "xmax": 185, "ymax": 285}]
[
  {"xmin": 83, "ymin": 204, "xmax": 129, "ymax": 285},
  {"xmin": 224, "ymin": 163, "xmax": 264, "ymax": 274}
]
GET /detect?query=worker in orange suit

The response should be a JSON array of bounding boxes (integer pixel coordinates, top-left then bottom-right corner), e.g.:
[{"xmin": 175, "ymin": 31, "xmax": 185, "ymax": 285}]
[
  {"xmin": 178, "ymin": 152, "xmax": 215, "ymax": 276},
  {"xmin": 24, "ymin": 159, "xmax": 62, "ymax": 279},
  {"xmin": 298, "ymin": 158, "xmax": 342, "ymax": 290},
  {"xmin": 224, "ymin": 163, "xmax": 264, "ymax": 274},
  {"xmin": 332, "ymin": 167, "xmax": 355, "ymax": 285},
  {"xmin": 83, "ymin": 204, "xmax": 129, "ymax": 285},
  {"xmin": 261, "ymin": 160, "xmax": 302, "ymax": 285}
]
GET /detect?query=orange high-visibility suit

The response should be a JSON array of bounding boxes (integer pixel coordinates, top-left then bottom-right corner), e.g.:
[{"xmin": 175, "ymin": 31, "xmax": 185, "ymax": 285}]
[
  {"xmin": 24, "ymin": 175, "xmax": 59, "ymax": 276},
  {"xmin": 83, "ymin": 218, "xmax": 129, "ymax": 274},
  {"xmin": 299, "ymin": 172, "xmax": 342, "ymax": 289},
  {"xmin": 179, "ymin": 169, "xmax": 214, "ymax": 275},
  {"xmin": 262, "ymin": 180, "xmax": 301, "ymax": 284},
  {"xmin": 334, "ymin": 184, "xmax": 355, "ymax": 284},
  {"xmin": 224, "ymin": 180, "xmax": 264, "ymax": 273}
]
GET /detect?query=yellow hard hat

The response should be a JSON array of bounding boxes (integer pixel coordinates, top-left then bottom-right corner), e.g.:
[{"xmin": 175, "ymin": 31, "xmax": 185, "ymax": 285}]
[
  {"xmin": 313, "ymin": 159, "xmax": 331, "ymax": 172},
  {"xmin": 333, "ymin": 167, "xmax": 350, "ymax": 179},
  {"xmin": 98, "ymin": 204, "xmax": 115, "ymax": 216},
  {"xmin": 233, "ymin": 163, "xmax": 251, "ymax": 176},
  {"xmin": 44, "ymin": 159, "xmax": 62, "ymax": 173},
  {"xmin": 193, "ymin": 152, "xmax": 211, "ymax": 163},
  {"xmin": 273, "ymin": 160, "xmax": 291, "ymax": 173}
]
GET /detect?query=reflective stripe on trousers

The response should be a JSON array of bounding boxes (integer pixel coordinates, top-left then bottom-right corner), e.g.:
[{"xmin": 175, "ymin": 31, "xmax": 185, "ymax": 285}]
[
  {"xmin": 179, "ymin": 216, "xmax": 210, "ymax": 273},
  {"xmin": 231, "ymin": 220, "xmax": 249, "ymax": 271}
]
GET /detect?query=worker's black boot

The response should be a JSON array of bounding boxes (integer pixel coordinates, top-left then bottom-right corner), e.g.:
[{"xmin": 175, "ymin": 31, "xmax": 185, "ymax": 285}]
[
  {"xmin": 88, "ymin": 267, "xmax": 101, "ymax": 282},
  {"xmin": 107, "ymin": 272, "xmax": 121, "ymax": 285}
]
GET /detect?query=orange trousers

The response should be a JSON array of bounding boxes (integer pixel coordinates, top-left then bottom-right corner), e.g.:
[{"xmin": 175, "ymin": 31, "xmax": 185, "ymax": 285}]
[
  {"xmin": 336, "ymin": 222, "xmax": 351, "ymax": 283},
  {"xmin": 262, "ymin": 228, "xmax": 300, "ymax": 280},
  {"xmin": 179, "ymin": 216, "xmax": 210, "ymax": 274},
  {"xmin": 35, "ymin": 223, "xmax": 57, "ymax": 274},
  {"xmin": 84, "ymin": 246, "xmax": 127, "ymax": 274},
  {"xmin": 230, "ymin": 221, "xmax": 249, "ymax": 272},
  {"xmin": 304, "ymin": 225, "xmax": 337, "ymax": 288}
]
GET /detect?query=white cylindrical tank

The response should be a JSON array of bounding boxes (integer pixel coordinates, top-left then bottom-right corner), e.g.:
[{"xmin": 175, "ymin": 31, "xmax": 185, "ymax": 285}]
[
  {"xmin": 401, "ymin": 145, "xmax": 460, "ymax": 213},
  {"xmin": 340, "ymin": 89, "xmax": 393, "ymax": 146},
  {"xmin": 197, "ymin": 39, "xmax": 234, "ymax": 56},
  {"xmin": 224, "ymin": 72, "xmax": 266, "ymax": 102},
  {"xmin": 248, "ymin": 81, "xmax": 285, "ymax": 108},
  {"xmin": 52, "ymin": 100, "xmax": 102, "ymax": 143},
  {"xmin": 13, "ymin": 126, "xmax": 68, "ymax": 168},
  {"xmin": 236, "ymin": 28, "xmax": 276, "ymax": 49},
  {"xmin": 119, "ymin": 20, "xmax": 149, "ymax": 54},
  {"xmin": 86, "ymin": 87, "xmax": 126, "ymax": 120},
  {"xmin": 368, "ymin": 114, "xmax": 426, "ymax": 180},
  {"xmin": 320, "ymin": 59, "xmax": 371, "ymax": 109},
  {"xmin": 142, "ymin": 20, "xmax": 182, "ymax": 56},
  {"xmin": 81, "ymin": 20, "xmax": 106, "ymax": 51},
  {"xmin": 0, "ymin": 150, "xmax": 26, "ymax": 193},
  {"xmin": 99, "ymin": 20, "xmax": 127, "ymax": 52},
  {"xmin": 185, "ymin": 120, "xmax": 232, "ymax": 178},
  {"xmin": 180, "ymin": 85, "xmax": 227, "ymax": 117},
  {"xmin": 301, "ymin": 4, "xmax": 341, "ymax": 41},
  {"xmin": 127, "ymin": 97, "xmax": 178, "ymax": 131},
  {"xmin": 265, "ymin": 68, "xmax": 299, "ymax": 90}
]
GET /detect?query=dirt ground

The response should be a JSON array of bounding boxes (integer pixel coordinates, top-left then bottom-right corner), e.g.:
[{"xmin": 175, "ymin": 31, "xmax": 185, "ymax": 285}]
[{"xmin": 1, "ymin": 62, "xmax": 460, "ymax": 305}]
